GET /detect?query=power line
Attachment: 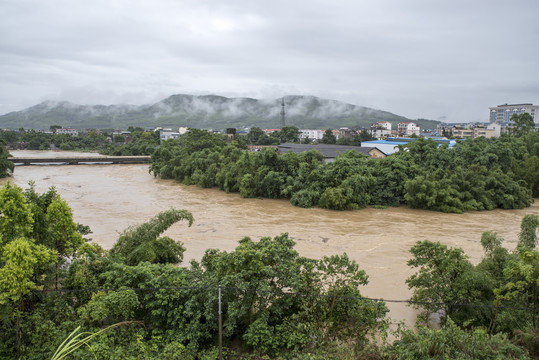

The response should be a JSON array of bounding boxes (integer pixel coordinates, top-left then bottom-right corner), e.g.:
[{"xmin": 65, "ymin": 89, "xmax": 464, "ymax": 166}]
[{"xmin": 29, "ymin": 284, "xmax": 539, "ymax": 313}]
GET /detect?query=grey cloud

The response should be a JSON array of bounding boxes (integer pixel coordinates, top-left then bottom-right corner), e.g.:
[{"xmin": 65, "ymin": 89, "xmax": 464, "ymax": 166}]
[{"xmin": 0, "ymin": 0, "xmax": 538, "ymax": 122}]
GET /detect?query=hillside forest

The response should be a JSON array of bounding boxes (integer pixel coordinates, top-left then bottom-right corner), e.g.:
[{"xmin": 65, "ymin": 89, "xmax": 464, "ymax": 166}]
[{"xmin": 0, "ymin": 95, "xmax": 440, "ymax": 130}]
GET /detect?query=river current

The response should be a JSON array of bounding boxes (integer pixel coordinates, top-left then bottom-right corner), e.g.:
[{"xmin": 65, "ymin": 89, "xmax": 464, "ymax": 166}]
[{"xmin": 4, "ymin": 150, "xmax": 539, "ymax": 326}]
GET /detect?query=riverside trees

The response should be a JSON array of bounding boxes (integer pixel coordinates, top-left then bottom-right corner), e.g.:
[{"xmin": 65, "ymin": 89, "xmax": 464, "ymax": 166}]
[
  {"xmin": 1, "ymin": 181, "xmax": 538, "ymax": 358},
  {"xmin": 151, "ymin": 130, "xmax": 536, "ymax": 213},
  {"xmin": 0, "ymin": 182, "xmax": 389, "ymax": 359},
  {"xmin": 0, "ymin": 140, "xmax": 14, "ymax": 177},
  {"xmin": 0, "ymin": 127, "xmax": 160, "ymax": 155},
  {"xmin": 0, "ymin": 182, "xmax": 83, "ymax": 355},
  {"xmin": 407, "ymin": 215, "xmax": 539, "ymax": 335}
]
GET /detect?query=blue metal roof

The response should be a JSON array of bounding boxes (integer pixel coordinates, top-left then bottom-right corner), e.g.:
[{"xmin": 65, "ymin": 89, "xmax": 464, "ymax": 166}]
[{"xmin": 362, "ymin": 137, "xmax": 456, "ymax": 154}]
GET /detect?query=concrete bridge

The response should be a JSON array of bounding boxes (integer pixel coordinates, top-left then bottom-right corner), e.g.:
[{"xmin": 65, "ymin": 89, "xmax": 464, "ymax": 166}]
[{"xmin": 9, "ymin": 155, "xmax": 151, "ymax": 166}]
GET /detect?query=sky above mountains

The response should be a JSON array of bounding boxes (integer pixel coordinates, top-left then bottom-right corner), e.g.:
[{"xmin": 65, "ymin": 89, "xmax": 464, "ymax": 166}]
[{"xmin": 1, "ymin": 0, "xmax": 538, "ymax": 123}]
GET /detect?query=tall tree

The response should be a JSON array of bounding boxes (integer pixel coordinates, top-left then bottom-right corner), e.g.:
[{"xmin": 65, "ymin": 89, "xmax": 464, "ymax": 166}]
[
  {"xmin": 0, "ymin": 237, "xmax": 55, "ymax": 352},
  {"xmin": 321, "ymin": 129, "xmax": 337, "ymax": 144},
  {"xmin": 279, "ymin": 126, "xmax": 300, "ymax": 143},
  {"xmin": 495, "ymin": 248, "xmax": 539, "ymax": 329},
  {"xmin": 110, "ymin": 209, "xmax": 194, "ymax": 265},
  {"xmin": 406, "ymin": 240, "xmax": 479, "ymax": 325},
  {"xmin": 0, "ymin": 140, "xmax": 14, "ymax": 178},
  {"xmin": 247, "ymin": 127, "xmax": 266, "ymax": 144},
  {"xmin": 510, "ymin": 113, "xmax": 535, "ymax": 137},
  {"xmin": 518, "ymin": 214, "xmax": 539, "ymax": 250},
  {"xmin": 45, "ymin": 198, "xmax": 84, "ymax": 287},
  {"xmin": 0, "ymin": 183, "xmax": 34, "ymax": 246}
]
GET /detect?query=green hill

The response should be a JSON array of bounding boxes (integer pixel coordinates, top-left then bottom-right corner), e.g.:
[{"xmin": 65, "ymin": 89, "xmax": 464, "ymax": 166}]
[{"xmin": 0, "ymin": 94, "xmax": 439, "ymax": 130}]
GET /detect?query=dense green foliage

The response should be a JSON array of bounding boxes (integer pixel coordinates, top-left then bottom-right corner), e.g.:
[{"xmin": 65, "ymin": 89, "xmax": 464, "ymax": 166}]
[
  {"xmin": 151, "ymin": 130, "xmax": 537, "ymax": 212},
  {"xmin": 406, "ymin": 215, "xmax": 539, "ymax": 338},
  {"xmin": 510, "ymin": 113, "xmax": 536, "ymax": 137},
  {"xmin": 389, "ymin": 319, "xmax": 528, "ymax": 360},
  {"xmin": 109, "ymin": 209, "xmax": 193, "ymax": 265},
  {"xmin": 0, "ymin": 140, "xmax": 14, "ymax": 177},
  {"xmin": 0, "ymin": 183, "xmax": 391, "ymax": 359},
  {"xmin": 1, "ymin": 181, "xmax": 538, "ymax": 358}
]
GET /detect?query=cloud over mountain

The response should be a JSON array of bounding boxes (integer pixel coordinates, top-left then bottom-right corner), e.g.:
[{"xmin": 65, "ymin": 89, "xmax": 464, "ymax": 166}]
[{"xmin": 0, "ymin": 94, "xmax": 439, "ymax": 130}]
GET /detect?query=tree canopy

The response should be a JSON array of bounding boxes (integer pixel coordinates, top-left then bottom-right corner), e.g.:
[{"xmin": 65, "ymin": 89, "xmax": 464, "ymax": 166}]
[
  {"xmin": 150, "ymin": 130, "xmax": 536, "ymax": 213},
  {"xmin": 0, "ymin": 181, "xmax": 537, "ymax": 358}
]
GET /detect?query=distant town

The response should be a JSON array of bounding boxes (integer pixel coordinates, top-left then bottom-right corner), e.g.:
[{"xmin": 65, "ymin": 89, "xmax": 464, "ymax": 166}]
[{"xmin": 2, "ymin": 102, "xmax": 537, "ymax": 161}]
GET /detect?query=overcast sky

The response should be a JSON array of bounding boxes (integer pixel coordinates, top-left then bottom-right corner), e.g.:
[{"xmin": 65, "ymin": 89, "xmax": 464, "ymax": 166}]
[{"xmin": 1, "ymin": 0, "xmax": 538, "ymax": 122}]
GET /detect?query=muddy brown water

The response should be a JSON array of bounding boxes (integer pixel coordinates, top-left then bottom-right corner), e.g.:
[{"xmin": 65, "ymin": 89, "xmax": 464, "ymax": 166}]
[{"xmin": 4, "ymin": 150, "xmax": 539, "ymax": 326}]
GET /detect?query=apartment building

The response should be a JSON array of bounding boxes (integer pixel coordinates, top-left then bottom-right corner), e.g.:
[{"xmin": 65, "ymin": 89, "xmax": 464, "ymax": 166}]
[
  {"xmin": 439, "ymin": 123, "xmax": 501, "ymax": 139},
  {"xmin": 298, "ymin": 129, "xmax": 339, "ymax": 141},
  {"xmin": 397, "ymin": 122, "xmax": 420, "ymax": 137},
  {"xmin": 370, "ymin": 121, "xmax": 392, "ymax": 139},
  {"xmin": 489, "ymin": 103, "xmax": 538, "ymax": 123}
]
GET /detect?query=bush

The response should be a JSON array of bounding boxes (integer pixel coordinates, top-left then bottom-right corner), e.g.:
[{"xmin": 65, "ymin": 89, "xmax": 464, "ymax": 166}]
[
  {"xmin": 318, "ymin": 187, "xmax": 349, "ymax": 210},
  {"xmin": 390, "ymin": 319, "xmax": 529, "ymax": 359},
  {"xmin": 290, "ymin": 189, "xmax": 320, "ymax": 208}
]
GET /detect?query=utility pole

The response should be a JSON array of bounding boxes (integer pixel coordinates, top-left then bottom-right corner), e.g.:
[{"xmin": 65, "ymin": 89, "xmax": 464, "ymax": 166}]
[
  {"xmin": 280, "ymin": 97, "xmax": 286, "ymax": 128},
  {"xmin": 218, "ymin": 285, "xmax": 222, "ymax": 360}
]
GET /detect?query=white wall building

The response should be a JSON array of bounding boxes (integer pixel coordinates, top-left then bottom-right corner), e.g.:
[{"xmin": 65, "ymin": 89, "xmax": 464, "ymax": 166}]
[
  {"xmin": 160, "ymin": 129, "xmax": 180, "ymax": 142},
  {"xmin": 397, "ymin": 122, "xmax": 420, "ymax": 137},
  {"xmin": 370, "ymin": 121, "xmax": 392, "ymax": 139},
  {"xmin": 299, "ymin": 129, "xmax": 325, "ymax": 141},
  {"xmin": 298, "ymin": 129, "xmax": 340, "ymax": 142},
  {"xmin": 56, "ymin": 128, "xmax": 78, "ymax": 136}
]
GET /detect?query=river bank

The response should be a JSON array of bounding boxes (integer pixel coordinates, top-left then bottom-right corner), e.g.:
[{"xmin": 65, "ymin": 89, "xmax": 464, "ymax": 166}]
[{"xmin": 4, "ymin": 150, "xmax": 538, "ymax": 326}]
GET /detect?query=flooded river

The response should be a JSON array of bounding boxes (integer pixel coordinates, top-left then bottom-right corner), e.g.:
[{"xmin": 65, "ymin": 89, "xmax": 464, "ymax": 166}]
[{"xmin": 4, "ymin": 150, "xmax": 539, "ymax": 326}]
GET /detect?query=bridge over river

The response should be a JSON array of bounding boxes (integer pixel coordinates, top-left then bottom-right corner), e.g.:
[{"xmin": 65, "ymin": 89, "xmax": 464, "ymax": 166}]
[{"xmin": 9, "ymin": 155, "xmax": 151, "ymax": 165}]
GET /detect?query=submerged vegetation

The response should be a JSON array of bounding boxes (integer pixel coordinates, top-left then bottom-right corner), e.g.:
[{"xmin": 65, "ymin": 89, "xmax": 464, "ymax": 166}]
[
  {"xmin": 150, "ymin": 129, "xmax": 538, "ymax": 213},
  {"xmin": 0, "ymin": 181, "xmax": 538, "ymax": 359}
]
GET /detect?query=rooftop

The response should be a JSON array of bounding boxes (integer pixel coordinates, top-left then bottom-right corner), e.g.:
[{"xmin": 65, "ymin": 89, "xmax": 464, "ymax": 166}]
[
  {"xmin": 277, "ymin": 143, "xmax": 383, "ymax": 158},
  {"xmin": 495, "ymin": 103, "xmax": 534, "ymax": 107},
  {"xmin": 362, "ymin": 137, "xmax": 456, "ymax": 155}
]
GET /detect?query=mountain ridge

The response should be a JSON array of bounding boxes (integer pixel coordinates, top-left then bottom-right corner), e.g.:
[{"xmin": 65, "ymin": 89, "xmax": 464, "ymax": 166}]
[{"xmin": 0, "ymin": 94, "xmax": 440, "ymax": 130}]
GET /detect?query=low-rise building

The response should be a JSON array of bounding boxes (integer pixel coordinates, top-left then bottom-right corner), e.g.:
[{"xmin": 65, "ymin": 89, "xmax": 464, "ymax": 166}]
[
  {"xmin": 298, "ymin": 129, "xmax": 341, "ymax": 142},
  {"xmin": 370, "ymin": 121, "xmax": 392, "ymax": 139},
  {"xmin": 56, "ymin": 128, "xmax": 78, "ymax": 136},
  {"xmin": 160, "ymin": 129, "xmax": 180, "ymax": 142},
  {"xmin": 451, "ymin": 125, "xmax": 474, "ymax": 138},
  {"xmin": 299, "ymin": 129, "xmax": 325, "ymax": 141},
  {"xmin": 362, "ymin": 137, "xmax": 456, "ymax": 155},
  {"xmin": 276, "ymin": 143, "xmax": 386, "ymax": 163},
  {"xmin": 338, "ymin": 128, "xmax": 358, "ymax": 140},
  {"xmin": 439, "ymin": 123, "xmax": 500, "ymax": 139},
  {"xmin": 397, "ymin": 122, "xmax": 420, "ymax": 137}
]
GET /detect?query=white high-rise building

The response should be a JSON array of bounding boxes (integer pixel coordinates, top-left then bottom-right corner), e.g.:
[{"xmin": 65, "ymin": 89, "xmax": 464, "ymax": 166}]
[{"xmin": 489, "ymin": 103, "xmax": 538, "ymax": 123}]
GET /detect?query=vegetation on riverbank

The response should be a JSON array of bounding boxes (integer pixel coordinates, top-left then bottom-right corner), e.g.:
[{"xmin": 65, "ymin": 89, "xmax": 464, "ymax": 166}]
[
  {"xmin": 0, "ymin": 181, "xmax": 538, "ymax": 359},
  {"xmin": 0, "ymin": 140, "xmax": 14, "ymax": 177},
  {"xmin": 0, "ymin": 127, "xmax": 160, "ymax": 155},
  {"xmin": 150, "ymin": 129, "xmax": 538, "ymax": 213}
]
